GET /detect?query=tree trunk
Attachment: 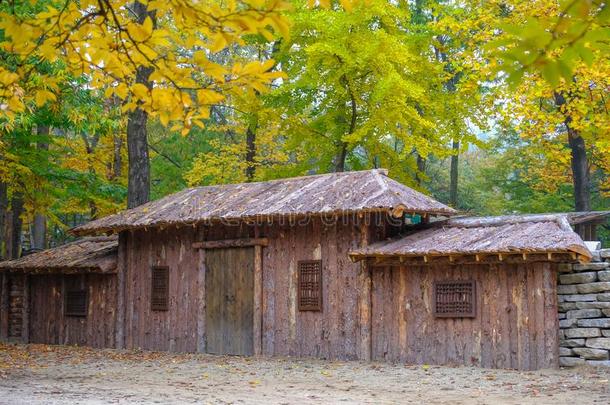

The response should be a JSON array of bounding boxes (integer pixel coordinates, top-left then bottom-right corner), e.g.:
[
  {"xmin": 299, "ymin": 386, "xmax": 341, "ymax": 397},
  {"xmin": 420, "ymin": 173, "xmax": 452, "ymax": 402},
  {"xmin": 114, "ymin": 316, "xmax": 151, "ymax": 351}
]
[
  {"xmin": 113, "ymin": 134, "xmax": 123, "ymax": 179},
  {"xmin": 568, "ymin": 132, "xmax": 590, "ymax": 211},
  {"xmin": 0, "ymin": 182, "xmax": 7, "ymax": 260},
  {"xmin": 7, "ymin": 193, "xmax": 24, "ymax": 259},
  {"xmin": 335, "ymin": 143, "xmax": 348, "ymax": 172},
  {"xmin": 127, "ymin": 1, "xmax": 155, "ymax": 209},
  {"xmin": 334, "ymin": 70, "xmax": 357, "ymax": 173},
  {"xmin": 245, "ymin": 124, "xmax": 257, "ymax": 181},
  {"xmin": 449, "ymin": 140, "xmax": 459, "ymax": 207},
  {"xmin": 554, "ymin": 91, "xmax": 591, "ymax": 212},
  {"xmin": 415, "ymin": 154, "xmax": 426, "ymax": 186},
  {"xmin": 32, "ymin": 125, "xmax": 50, "ymax": 250}
]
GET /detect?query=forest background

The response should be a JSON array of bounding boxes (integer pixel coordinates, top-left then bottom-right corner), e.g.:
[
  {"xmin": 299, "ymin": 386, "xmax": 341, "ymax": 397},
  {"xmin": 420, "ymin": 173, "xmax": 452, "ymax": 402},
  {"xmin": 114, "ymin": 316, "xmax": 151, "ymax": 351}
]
[{"xmin": 0, "ymin": 0, "xmax": 608, "ymax": 256}]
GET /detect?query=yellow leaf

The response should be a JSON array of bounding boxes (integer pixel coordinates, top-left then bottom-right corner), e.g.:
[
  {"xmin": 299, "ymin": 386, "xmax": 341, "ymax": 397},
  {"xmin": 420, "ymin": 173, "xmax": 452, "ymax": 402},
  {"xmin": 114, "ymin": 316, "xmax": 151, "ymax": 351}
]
[
  {"xmin": 241, "ymin": 61, "xmax": 263, "ymax": 76},
  {"xmin": 127, "ymin": 18, "xmax": 153, "ymax": 43},
  {"xmin": 159, "ymin": 112, "xmax": 169, "ymax": 126},
  {"xmin": 271, "ymin": 15, "xmax": 290, "ymax": 39},
  {"xmin": 197, "ymin": 89, "xmax": 225, "ymax": 104},
  {"xmin": 340, "ymin": 0, "xmax": 353, "ymax": 12},
  {"xmin": 142, "ymin": 16, "xmax": 154, "ymax": 37},
  {"xmin": 210, "ymin": 34, "xmax": 227, "ymax": 53},
  {"xmin": 35, "ymin": 90, "xmax": 56, "ymax": 107},
  {"xmin": 115, "ymin": 83, "xmax": 129, "ymax": 99},
  {"xmin": 131, "ymin": 83, "xmax": 150, "ymax": 100}
]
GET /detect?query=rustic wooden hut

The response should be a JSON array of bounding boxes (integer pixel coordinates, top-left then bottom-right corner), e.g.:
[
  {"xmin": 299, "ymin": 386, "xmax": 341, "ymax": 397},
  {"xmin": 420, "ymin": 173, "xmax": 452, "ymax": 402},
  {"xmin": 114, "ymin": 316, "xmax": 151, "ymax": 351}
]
[
  {"xmin": 3, "ymin": 169, "xmax": 594, "ymax": 370},
  {"xmin": 70, "ymin": 169, "xmax": 456, "ymax": 356},
  {"xmin": 350, "ymin": 214, "xmax": 592, "ymax": 369},
  {"xmin": 0, "ymin": 236, "xmax": 118, "ymax": 347}
]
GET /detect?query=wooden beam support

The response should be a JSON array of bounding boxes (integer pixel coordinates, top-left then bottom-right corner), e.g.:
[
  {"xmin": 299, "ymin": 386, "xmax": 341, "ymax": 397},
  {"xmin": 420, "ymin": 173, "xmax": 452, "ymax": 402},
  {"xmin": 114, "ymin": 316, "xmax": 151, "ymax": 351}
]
[
  {"xmin": 196, "ymin": 225, "xmax": 207, "ymax": 353},
  {"xmin": 193, "ymin": 238, "xmax": 269, "ymax": 250},
  {"xmin": 366, "ymin": 252, "xmax": 580, "ymax": 267},
  {"xmin": 0, "ymin": 273, "xmax": 8, "ymax": 341},
  {"xmin": 115, "ymin": 232, "xmax": 127, "ymax": 349},
  {"xmin": 21, "ymin": 274, "xmax": 29, "ymax": 344},
  {"xmin": 253, "ymin": 227, "xmax": 263, "ymax": 357},
  {"xmin": 358, "ymin": 221, "xmax": 372, "ymax": 362}
]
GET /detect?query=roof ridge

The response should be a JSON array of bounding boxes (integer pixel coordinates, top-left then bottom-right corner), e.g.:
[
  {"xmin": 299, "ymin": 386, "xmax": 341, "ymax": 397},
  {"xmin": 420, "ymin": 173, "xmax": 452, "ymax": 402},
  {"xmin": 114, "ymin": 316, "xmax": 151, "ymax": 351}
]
[
  {"xmin": 190, "ymin": 168, "xmax": 389, "ymax": 191},
  {"xmin": 445, "ymin": 213, "xmax": 573, "ymax": 231}
]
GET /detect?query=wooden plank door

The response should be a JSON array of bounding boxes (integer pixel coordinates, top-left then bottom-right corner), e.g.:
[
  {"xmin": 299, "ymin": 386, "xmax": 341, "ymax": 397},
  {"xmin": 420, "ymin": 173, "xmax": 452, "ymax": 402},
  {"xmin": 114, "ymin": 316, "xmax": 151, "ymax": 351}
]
[{"xmin": 205, "ymin": 247, "xmax": 254, "ymax": 355}]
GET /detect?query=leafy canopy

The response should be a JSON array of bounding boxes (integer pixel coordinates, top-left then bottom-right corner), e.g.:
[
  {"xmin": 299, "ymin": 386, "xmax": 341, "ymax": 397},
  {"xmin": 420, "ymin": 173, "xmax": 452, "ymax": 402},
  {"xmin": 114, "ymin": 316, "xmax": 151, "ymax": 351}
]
[{"xmin": 0, "ymin": 0, "xmax": 290, "ymax": 132}]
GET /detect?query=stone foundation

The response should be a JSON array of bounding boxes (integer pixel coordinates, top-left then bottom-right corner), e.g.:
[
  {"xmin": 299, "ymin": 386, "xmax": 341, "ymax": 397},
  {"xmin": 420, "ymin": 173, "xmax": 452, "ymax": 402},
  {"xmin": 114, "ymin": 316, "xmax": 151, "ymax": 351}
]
[{"xmin": 558, "ymin": 248, "xmax": 610, "ymax": 367}]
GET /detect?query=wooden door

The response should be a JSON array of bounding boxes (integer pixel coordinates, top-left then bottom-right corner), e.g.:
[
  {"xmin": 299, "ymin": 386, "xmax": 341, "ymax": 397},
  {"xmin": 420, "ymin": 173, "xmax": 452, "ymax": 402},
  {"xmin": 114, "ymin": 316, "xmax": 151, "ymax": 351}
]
[{"xmin": 205, "ymin": 247, "xmax": 254, "ymax": 355}]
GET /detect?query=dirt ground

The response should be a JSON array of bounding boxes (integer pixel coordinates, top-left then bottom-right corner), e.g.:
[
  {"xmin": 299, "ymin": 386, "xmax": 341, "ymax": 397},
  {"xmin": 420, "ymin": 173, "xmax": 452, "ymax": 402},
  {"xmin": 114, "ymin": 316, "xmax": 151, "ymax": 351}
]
[{"xmin": 0, "ymin": 343, "xmax": 609, "ymax": 404}]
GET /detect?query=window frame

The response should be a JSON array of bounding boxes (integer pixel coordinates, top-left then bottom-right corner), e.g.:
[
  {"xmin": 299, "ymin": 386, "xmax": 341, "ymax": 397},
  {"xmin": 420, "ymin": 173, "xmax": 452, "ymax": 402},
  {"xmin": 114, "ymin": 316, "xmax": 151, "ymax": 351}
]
[
  {"xmin": 151, "ymin": 266, "xmax": 169, "ymax": 312},
  {"xmin": 297, "ymin": 260, "xmax": 323, "ymax": 312},
  {"xmin": 64, "ymin": 289, "xmax": 88, "ymax": 317},
  {"xmin": 433, "ymin": 280, "xmax": 477, "ymax": 318}
]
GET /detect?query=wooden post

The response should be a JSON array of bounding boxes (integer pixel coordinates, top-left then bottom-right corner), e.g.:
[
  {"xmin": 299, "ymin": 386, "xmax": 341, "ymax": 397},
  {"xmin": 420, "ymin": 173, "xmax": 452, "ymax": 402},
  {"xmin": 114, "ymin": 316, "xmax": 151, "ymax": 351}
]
[
  {"xmin": 21, "ymin": 274, "xmax": 29, "ymax": 343},
  {"xmin": 60, "ymin": 276, "xmax": 66, "ymax": 344},
  {"xmin": 115, "ymin": 232, "xmax": 127, "ymax": 349},
  {"xmin": 0, "ymin": 273, "xmax": 8, "ymax": 341},
  {"xmin": 192, "ymin": 238, "xmax": 268, "ymax": 249},
  {"xmin": 196, "ymin": 225, "xmax": 207, "ymax": 353},
  {"xmin": 358, "ymin": 220, "xmax": 372, "ymax": 361},
  {"xmin": 253, "ymin": 226, "xmax": 263, "ymax": 356}
]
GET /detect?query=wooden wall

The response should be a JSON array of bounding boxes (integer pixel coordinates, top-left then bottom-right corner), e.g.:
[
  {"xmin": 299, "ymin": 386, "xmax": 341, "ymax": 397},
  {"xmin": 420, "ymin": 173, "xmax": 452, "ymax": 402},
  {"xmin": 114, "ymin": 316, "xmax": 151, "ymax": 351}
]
[
  {"xmin": 0, "ymin": 273, "xmax": 27, "ymax": 342},
  {"xmin": 28, "ymin": 274, "xmax": 117, "ymax": 348},
  {"xmin": 119, "ymin": 218, "xmax": 370, "ymax": 355},
  {"xmin": 117, "ymin": 217, "xmax": 559, "ymax": 369},
  {"xmin": 370, "ymin": 263, "xmax": 559, "ymax": 370},
  {"xmin": 122, "ymin": 227, "xmax": 203, "ymax": 352},
  {"xmin": 261, "ymin": 218, "xmax": 366, "ymax": 360}
]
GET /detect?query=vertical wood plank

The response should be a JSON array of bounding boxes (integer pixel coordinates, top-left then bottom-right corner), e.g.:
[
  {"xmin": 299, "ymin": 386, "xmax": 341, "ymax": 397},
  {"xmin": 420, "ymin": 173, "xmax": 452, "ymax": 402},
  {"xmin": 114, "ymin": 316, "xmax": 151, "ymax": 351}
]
[
  {"xmin": 115, "ymin": 232, "xmax": 127, "ymax": 349},
  {"xmin": 262, "ymin": 223, "xmax": 275, "ymax": 356},
  {"xmin": 196, "ymin": 225, "xmax": 207, "ymax": 353},
  {"xmin": 358, "ymin": 220, "xmax": 372, "ymax": 361},
  {"xmin": 542, "ymin": 263, "xmax": 559, "ymax": 368},
  {"xmin": 0, "ymin": 273, "xmax": 8, "ymax": 340},
  {"xmin": 253, "ymin": 227, "xmax": 263, "ymax": 356}
]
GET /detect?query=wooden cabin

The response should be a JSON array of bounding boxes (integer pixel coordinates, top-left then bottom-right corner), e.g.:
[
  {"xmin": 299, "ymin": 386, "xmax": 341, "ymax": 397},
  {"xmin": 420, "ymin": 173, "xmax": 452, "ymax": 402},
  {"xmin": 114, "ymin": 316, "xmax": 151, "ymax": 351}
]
[
  {"xmin": 0, "ymin": 170, "xmax": 594, "ymax": 370},
  {"xmin": 0, "ymin": 236, "xmax": 118, "ymax": 347}
]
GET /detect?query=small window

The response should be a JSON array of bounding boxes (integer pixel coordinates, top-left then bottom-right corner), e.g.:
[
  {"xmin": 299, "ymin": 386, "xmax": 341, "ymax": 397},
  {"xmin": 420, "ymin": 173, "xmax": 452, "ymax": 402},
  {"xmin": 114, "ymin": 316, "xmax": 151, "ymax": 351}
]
[
  {"xmin": 65, "ymin": 290, "xmax": 88, "ymax": 317},
  {"xmin": 298, "ymin": 260, "xmax": 322, "ymax": 311},
  {"xmin": 151, "ymin": 266, "xmax": 169, "ymax": 311},
  {"xmin": 434, "ymin": 280, "xmax": 476, "ymax": 318}
]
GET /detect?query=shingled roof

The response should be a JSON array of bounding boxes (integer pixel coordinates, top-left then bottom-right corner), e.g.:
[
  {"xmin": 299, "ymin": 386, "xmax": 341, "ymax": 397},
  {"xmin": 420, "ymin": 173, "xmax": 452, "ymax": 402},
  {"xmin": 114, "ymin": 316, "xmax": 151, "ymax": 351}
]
[
  {"xmin": 72, "ymin": 169, "xmax": 456, "ymax": 235},
  {"xmin": 350, "ymin": 214, "xmax": 592, "ymax": 264},
  {"xmin": 0, "ymin": 236, "xmax": 118, "ymax": 274}
]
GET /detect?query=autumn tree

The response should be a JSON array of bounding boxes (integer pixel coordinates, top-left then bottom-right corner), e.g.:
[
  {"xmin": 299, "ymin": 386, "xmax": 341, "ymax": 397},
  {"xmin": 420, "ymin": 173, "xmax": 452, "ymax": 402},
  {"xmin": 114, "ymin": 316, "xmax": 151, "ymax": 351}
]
[
  {"xmin": 0, "ymin": 0, "xmax": 289, "ymax": 208},
  {"xmin": 491, "ymin": 0, "xmax": 610, "ymax": 211}
]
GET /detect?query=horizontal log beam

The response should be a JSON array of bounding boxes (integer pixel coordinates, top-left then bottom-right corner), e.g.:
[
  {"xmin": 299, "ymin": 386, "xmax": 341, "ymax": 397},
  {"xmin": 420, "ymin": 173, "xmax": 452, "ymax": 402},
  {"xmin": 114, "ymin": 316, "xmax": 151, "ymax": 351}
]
[
  {"xmin": 192, "ymin": 238, "xmax": 269, "ymax": 250},
  {"xmin": 359, "ymin": 251, "xmax": 587, "ymax": 267}
]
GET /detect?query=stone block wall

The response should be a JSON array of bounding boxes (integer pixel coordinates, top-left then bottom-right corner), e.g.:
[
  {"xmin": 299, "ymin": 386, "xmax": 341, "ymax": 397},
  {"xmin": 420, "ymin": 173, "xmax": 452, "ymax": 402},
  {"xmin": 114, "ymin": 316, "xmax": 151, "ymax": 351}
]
[{"xmin": 558, "ymin": 248, "xmax": 610, "ymax": 367}]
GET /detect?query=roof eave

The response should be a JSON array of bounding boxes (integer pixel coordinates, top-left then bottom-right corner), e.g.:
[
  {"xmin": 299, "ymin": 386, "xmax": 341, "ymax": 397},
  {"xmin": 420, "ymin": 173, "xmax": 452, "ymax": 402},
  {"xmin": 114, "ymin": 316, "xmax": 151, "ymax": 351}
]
[{"xmin": 70, "ymin": 206, "xmax": 458, "ymax": 236}]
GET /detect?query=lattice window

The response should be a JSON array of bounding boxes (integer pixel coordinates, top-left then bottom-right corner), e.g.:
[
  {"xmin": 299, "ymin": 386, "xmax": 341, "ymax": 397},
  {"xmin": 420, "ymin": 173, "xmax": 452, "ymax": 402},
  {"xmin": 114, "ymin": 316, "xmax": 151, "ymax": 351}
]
[
  {"xmin": 434, "ymin": 280, "xmax": 476, "ymax": 318},
  {"xmin": 151, "ymin": 266, "xmax": 169, "ymax": 311},
  {"xmin": 298, "ymin": 260, "xmax": 322, "ymax": 311},
  {"xmin": 65, "ymin": 290, "xmax": 88, "ymax": 317}
]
